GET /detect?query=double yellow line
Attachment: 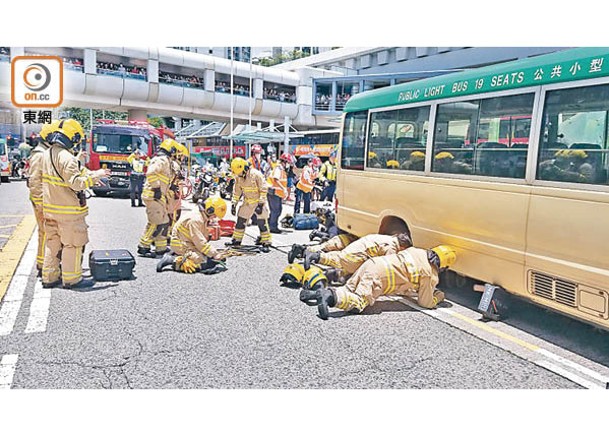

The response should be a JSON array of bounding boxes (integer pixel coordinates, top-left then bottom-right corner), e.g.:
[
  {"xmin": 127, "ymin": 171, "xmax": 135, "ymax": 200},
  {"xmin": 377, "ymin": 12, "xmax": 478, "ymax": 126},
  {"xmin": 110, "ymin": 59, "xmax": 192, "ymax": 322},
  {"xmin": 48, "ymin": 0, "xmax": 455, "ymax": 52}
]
[{"xmin": 0, "ymin": 215, "xmax": 37, "ymax": 302}]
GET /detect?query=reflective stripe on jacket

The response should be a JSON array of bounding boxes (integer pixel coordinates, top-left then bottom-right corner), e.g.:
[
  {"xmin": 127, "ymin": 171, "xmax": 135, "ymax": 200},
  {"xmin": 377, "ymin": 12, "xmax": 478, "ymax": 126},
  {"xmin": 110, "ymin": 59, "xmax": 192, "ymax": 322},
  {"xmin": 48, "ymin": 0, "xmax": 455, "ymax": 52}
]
[
  {"xmin": 42, "ymin": 145, "xmax": 100, "ymax": 219},
  {"xmin": 319, "ymin": 161, "xmax": 337, "ymax": 182},
  {"xmin": 232, "ymin": 168, "xmax": 268, "ymax": 205},
  {"xmin": 142, "ymin": 155, "xmax": 172, "ymax": 200}
]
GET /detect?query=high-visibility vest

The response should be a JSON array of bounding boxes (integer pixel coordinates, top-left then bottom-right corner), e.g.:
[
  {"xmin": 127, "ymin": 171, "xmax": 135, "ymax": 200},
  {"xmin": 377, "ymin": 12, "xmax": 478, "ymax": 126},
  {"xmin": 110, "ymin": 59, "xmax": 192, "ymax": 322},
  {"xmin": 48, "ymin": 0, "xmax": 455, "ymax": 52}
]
[
  {"xmin": 268, "ymin": 165, "xmax": 288, "ymax": 200},
  {"xmin": 319, "ymin": 160, "xmax": 337, "ymax": 182},
  {"xmin": 296, "ymin": 165, "xmax": 315, "ymax": 193}
]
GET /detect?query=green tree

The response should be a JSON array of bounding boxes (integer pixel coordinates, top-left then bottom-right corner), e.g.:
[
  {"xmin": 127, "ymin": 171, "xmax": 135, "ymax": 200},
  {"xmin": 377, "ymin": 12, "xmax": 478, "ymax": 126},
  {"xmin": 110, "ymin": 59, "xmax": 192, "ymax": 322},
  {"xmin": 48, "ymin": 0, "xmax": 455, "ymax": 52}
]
[
  {"xmin": 60, "ymin": 107, "xmax": 128, "ymax": 131},
  {"xmin": 147, "ymin": 117, "xmax": 166, "ymax": 128}
]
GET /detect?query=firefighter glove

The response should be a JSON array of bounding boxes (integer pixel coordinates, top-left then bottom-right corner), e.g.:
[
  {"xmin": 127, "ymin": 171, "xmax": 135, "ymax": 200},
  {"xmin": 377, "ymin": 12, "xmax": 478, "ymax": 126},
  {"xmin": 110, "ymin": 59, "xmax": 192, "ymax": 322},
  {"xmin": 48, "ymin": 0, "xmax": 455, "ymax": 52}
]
[
  {"xmin": 231, "ymin": 202, "xmax": 237, "ymax": 216},
  {"xmin": 180, "ymin": 258, "xmax": 198, "ymax": 274},
  {"xmin": 255, "ymin": 203, "xmax": 264, "ymax": 215},
  {"xmin": 153, "ymin": 188, "xmax": 162, "ymax": 200}
]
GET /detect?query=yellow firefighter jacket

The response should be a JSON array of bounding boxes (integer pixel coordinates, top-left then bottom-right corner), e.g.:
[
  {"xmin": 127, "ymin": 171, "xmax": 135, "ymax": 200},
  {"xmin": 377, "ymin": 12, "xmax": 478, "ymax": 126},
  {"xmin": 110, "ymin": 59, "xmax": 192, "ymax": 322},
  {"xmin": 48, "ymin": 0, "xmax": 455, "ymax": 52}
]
[
  {"xmin": 42, "ymin": 145, "xmax": 103, "ymax": 220},
  {"xmin": 142, "ymin": 154, "xmax": 173, "ymax": 201},
  {"xmin": 170, "ymin": 210, "xmax": 218, "ymax": 259},
  {"xmin": 232, "ymin": 167, "xmax": 268, "ymax": 205},
  {"xmin": 28, "ymin": 143, "xmax": 48, "ymax": 206}
]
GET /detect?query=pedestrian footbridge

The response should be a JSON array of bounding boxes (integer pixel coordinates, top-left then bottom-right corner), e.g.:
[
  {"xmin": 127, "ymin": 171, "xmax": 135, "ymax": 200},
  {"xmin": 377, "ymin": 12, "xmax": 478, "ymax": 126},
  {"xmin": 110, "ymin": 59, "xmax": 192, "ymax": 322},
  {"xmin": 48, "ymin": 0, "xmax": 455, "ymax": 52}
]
[{"xmin": 0, "ymin": 47, "xmax": 341, "ymax": 129}]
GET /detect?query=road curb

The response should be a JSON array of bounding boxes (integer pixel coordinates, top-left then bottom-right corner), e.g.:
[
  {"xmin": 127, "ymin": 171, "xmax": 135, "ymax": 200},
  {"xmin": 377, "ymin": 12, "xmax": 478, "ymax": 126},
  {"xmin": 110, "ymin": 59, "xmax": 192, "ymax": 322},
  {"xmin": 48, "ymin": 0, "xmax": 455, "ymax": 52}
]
[{"xmin": 0, "ymin": 215, "xmax": 36, "ymax": 302}]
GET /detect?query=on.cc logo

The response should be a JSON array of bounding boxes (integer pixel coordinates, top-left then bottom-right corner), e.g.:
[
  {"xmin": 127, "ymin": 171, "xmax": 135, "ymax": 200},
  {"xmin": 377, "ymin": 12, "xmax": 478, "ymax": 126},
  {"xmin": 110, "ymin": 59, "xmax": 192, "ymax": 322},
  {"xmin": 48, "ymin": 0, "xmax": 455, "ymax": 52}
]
[{"xmin": 23, "ymin": 63, "xmax": 52, "ymax": 92}]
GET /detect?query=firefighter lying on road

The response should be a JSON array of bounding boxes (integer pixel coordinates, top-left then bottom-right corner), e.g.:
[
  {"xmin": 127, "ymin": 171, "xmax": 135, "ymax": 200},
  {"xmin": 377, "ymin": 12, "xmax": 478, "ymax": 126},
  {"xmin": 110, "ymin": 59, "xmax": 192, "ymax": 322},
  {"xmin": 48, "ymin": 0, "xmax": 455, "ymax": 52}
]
[
  {"xmin": 156, "ymin": 197, "xmax": 227, "ymax": 274},
  {"xmin": 303, "ymin": 232, "xmax": 413, "ymax": 275},
  {"xmin": 299, "ymin": 245, "xmax": 457, "ymax": 320}
]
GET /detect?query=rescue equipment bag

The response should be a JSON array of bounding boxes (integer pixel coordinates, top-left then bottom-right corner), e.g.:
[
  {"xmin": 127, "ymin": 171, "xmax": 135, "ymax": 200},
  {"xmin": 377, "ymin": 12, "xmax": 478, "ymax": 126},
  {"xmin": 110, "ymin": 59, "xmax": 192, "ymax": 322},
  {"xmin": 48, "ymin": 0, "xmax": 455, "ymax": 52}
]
[
  {"xmin": 293, "ymin": 213, "xmax": 319, "ymax": 231},
  {"xmin": 89, "ymin": 249, "xmax": 136, "ymax": 281}
]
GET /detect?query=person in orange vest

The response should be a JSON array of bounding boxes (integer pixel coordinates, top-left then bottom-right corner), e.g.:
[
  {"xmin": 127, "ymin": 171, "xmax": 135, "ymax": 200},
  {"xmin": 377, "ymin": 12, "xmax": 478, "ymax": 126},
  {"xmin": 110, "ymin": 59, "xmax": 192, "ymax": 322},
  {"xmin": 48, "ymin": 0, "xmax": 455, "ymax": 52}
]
[
  {"xmin": 294, "ymin": 156, "xmax": 316, "ymax": 214},
  {"xmin": 248, "ymin": 143, "xmax": 266, "ymax": 172},
  {"xmin": 267, "ymin": 153, "xmax": 293, "ymax": 234}
]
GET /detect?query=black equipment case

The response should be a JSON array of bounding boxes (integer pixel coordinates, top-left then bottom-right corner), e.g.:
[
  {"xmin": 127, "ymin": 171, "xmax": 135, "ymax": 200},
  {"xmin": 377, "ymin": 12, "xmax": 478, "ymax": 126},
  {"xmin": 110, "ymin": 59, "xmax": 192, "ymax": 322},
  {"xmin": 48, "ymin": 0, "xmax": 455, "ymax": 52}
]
[{"xmin": 89, "ymin": 249, "xmax": 136, "ymax": 281}]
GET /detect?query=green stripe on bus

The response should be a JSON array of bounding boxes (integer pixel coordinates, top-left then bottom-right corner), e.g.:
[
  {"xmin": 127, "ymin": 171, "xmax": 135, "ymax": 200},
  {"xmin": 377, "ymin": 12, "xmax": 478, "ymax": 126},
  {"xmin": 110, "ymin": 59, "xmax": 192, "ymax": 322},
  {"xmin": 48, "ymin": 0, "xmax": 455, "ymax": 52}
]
[{"xmin": 344, "ymin": 47, "xmax": 609, "ymax": 112}]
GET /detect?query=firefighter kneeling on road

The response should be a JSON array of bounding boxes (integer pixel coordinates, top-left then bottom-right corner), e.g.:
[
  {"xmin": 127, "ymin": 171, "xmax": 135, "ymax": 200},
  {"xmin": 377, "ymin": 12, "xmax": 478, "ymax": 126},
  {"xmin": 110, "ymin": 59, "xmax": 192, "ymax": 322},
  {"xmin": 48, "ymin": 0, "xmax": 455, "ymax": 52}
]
[
  {"xmin": 300, "ymin": 245, "xmax": 457, "ymax": 320},
  {"xmin": 226, "ymin": 157, "xmax": 272, "ymax": 252},
  {"xmin": 137, "ymin": 138, "xmax": 183, "ymax": 258},
  {"xmin": 41, "ymin": 119, "xmax": 110, "ymax": 289},
  {"xmin": 157, "ymin": 197, "xmax": 227, "ymax": 274}
]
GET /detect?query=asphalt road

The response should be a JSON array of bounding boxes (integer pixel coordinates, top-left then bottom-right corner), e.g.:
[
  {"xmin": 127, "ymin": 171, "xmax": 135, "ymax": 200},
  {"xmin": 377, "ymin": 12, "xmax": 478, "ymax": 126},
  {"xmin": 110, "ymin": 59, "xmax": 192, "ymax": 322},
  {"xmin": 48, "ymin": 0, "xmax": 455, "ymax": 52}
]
[{"xmin": 0, "ymin": 180, "xmax": 585, "ymax": 389}]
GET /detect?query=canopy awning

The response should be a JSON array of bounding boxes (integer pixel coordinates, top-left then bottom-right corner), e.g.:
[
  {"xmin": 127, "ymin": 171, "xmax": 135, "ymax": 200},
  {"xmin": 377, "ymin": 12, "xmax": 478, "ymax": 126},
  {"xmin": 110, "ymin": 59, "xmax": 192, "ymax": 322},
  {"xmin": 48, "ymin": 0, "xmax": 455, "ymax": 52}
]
[{"xmin": 223, "ymin": 130, "xmax": 304, "ymax": 144}]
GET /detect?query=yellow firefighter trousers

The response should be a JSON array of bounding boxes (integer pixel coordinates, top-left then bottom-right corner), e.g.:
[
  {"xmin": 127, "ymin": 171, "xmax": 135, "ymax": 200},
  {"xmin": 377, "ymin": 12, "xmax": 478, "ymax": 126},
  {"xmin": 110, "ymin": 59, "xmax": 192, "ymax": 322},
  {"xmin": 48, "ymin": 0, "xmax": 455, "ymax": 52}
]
[
  {"xmin": 233, "ymin": 202, "xmax": 271, "ymax": 244},
  {"xmin": 319, "ymin": 251, "xmax": 369, "ymax": 275},
  {"xmin": 334, "ymin": 260, "xmax": 444, "ymax": 313},
  {"xmin": 32, "ymin": 203, "xmax": 46, "ymax": 270},
  {"xmin": 139, "ymin": 198, "xmax": 169, "ymax": 250},
  {"xmin": 42, "ymin": 218, "xmax": 89, "ymax": 285},
  {"xmin": 309, "ymin": 233, "xmax": 358, "ymax": 253}
]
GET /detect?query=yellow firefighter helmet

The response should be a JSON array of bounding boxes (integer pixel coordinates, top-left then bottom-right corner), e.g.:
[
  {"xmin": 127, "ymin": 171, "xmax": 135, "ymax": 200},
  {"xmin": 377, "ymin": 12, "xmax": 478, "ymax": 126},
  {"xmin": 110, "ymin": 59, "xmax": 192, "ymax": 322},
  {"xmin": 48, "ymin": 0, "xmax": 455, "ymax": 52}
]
[
  {"xmin": 280, "ymin": 263, "xmax": 306, "ymax": 288},
  {"xmin": 202, "ymin": 197, "xmax": 227, "ymax": 220},
  {"xmin": 159, "ymin": 138, "xmax": 181, "ymax": 156},
  {"xmin": 431, "ymin": 245, "xmax": 457, "ymax": 269},
  {"xmin": 50, "ymin": 119, "xmax": 84, "ymax": 149},
  {"xmin": 230, "ymin": 157, "xmax": 249, "ymax": 176},
  {"xmin": 303, "ymin": 266, "xmax": 328, "ymax": 290},
  {"xmin": 39, "ymin": 120, "xmax": 60, "ymax": 141}
]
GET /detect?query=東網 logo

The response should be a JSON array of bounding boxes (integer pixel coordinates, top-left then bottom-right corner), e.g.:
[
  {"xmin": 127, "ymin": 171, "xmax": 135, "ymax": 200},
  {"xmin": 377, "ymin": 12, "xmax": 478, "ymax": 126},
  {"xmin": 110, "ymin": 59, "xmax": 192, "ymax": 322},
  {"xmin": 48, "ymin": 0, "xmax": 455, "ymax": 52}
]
[{"xmin": 11, "ymin": 56, "xmax": 63, "ymax": 108}]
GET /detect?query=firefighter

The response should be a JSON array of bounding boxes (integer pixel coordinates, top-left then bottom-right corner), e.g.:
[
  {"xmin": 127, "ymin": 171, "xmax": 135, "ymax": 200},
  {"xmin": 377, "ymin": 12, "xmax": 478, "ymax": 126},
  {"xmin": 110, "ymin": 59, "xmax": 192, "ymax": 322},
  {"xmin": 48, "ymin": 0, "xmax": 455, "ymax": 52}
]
[
  {"xmin": 267, "ymin": 153, "xmax": 292, "ymax": 234},
  {"xmin": 318, "ymin": 151, "xmax": 337, "ymax": 201},
  {"xmin": 166, "ymin": 144, "xmax": 189, "ymax": 238},
  {"xmin": 127, "ymin": 149, "xmax": 147, "ymax": 207},
  {"xmin": 41, "ymin": 119, "xmax": 110, "ymax": 289},
  {"xmin": 226, "ymin": 157, "xmax": 272, "ymax": 252},
  {"xmin": 304, "ymin": 232, "xmax": 412, "ymax": 275},
  {"xmin": 137, "ymin": 138, "xmax": 182, "ymax": 258},
  {"xmin": 287, "ymin": 233, "xmax": 359, "ymax": 264},
  {"xmin": 156, "ymin": 197, "xmax": 227, "ymax": 274},
  {"xmin": 300, "ymin": 245, "xmax": 457, "ymax": 320},
  {"xmin": 27, "ymin": 120, "xmax": 60, "ymax": 275}
]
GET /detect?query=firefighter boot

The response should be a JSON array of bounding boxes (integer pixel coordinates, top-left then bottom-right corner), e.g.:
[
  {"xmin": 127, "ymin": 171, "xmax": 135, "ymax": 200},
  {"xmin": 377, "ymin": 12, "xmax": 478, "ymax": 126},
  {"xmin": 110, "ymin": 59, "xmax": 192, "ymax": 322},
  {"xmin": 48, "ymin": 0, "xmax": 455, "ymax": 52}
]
[
  {"xmin": 287, "ymin": 244, "xmax": 306, "ymax": 264},
  {"xmin": 317, "ymin": 287, "xmax": 337, "ymax": 320},
  {"xmin": 304, "ymin": 251, "xmax": 321, "ymax": 270},
  {"xmin": 64, "ymin": 277, "xmax": 96, "ymax": 290},
  {"xmin": 225, "ymin": 239, "xmax": 241, "ymax": 247},
  {"xmin": 137, "ymin": 245, "xmax": 156, "ymax": 258},
  {"xmin": 156, "ymin": 252, "xmax": 176, "ymax": 272},
  {"xmin": 260, "ymin": 244, "xmax": 271, "ymax": 253}
]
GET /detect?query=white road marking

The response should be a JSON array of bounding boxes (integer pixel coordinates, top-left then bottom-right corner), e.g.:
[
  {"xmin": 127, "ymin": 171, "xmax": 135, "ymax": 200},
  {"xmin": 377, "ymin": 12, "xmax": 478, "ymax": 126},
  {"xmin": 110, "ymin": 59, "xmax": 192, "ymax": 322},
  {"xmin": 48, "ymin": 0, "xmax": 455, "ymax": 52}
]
[
  {"xmin": 0, "ymin": 236, "xmax": 37, "ymax": 336},
  {"xmin": 536, "ymin": 348, "xmax": 609, "ymax": 388},
  {"xmin": 534, "ymin": 360, "xmax": 602, "ymax": 390},
  {"xmin": 390, "ymin": 295, "xmax": 609, "ymax": 389},
  {"xmin": 25, "ymin": 280, "xmax": 51, "ymax": 334},
  {"xmin": 0, "ymin": 354, "xmax": 19, "ymax": 389}
]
